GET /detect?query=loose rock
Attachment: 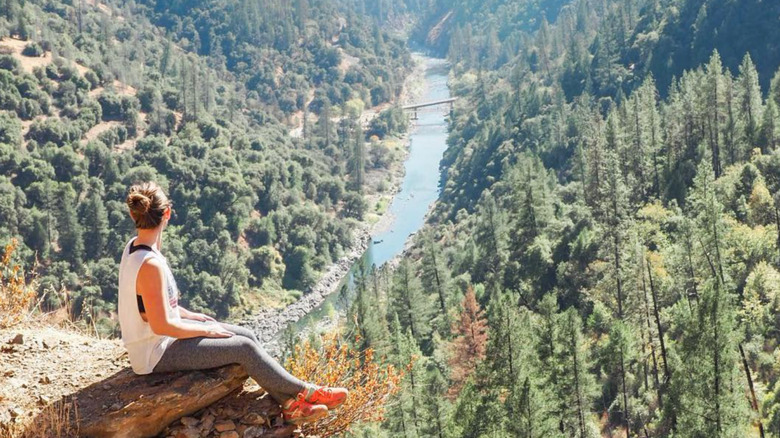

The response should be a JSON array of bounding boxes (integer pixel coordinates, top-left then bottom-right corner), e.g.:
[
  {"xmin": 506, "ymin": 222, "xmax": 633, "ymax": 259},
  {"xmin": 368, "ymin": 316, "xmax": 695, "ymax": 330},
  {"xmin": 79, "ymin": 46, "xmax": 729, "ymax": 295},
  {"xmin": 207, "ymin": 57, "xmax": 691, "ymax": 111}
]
[
  {"xmin": 180, "ymin": 416, "xmax": 199, "ymax": 428},
  {"xmin": 215, "ymin": 420, "xmax": 236, "ymax": 432},
  {"xmin": 201, "ymin": 414, "xmax": 215, "ymax": 432},
  {"xmin": 243, "ymin": 426, "xmax": 265, "ymax": 438},
  {"xmin": 174, "ymin": 427, "xmax": 200, "ymax": 438},
  {"xmin": 242, "ymin": 412, "xmax": 265, "ymax": 425}
]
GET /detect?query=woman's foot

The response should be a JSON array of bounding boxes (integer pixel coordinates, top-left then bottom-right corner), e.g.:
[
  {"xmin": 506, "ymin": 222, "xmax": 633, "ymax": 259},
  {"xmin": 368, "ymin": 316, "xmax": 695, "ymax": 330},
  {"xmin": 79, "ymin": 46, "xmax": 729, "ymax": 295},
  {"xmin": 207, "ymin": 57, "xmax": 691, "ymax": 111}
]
[
  {"xmin": 282, "ymin": 396, "xmax": 328, "ymax": 425},
  {"xmin": 302, "ymin": 385, "xmax": 349, "ymax": 409}
]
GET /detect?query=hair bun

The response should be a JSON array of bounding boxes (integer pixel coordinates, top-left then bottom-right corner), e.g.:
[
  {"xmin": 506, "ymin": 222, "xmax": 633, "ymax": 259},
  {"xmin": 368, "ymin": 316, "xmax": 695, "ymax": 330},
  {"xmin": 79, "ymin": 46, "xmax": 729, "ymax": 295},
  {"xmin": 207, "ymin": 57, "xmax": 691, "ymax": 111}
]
[
  {"xmin": 126, "ymin": 182, "xmax": 168, "ymax": 229},
  {"xmin": 128, "ymin": 192, "xmax": 151, "ymax": 215}
]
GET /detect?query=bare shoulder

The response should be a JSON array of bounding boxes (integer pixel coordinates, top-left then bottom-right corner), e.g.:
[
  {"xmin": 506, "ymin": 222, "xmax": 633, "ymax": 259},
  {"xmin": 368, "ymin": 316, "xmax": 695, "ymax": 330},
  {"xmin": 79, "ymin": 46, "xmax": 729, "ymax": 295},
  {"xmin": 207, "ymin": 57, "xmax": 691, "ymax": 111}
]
[{"xmin": 138, "ymin": 257, "xmax": 165, "ymax": 283}]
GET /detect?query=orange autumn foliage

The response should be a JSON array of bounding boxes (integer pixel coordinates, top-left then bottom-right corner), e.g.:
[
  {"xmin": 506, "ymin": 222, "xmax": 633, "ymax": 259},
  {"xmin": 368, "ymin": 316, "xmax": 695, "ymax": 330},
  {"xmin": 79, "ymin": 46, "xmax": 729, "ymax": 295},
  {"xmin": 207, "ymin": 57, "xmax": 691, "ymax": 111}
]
[
  {"xmin": 285, "ymin": 333, "xmax": 403, "ymax": 436},
  {"xmin": 0, "ymin": 239, "xmax": 36, "ymax": 329},
  {"xmin": 447, "ymin": 285, "xmax": 487, "ymax": 399}
]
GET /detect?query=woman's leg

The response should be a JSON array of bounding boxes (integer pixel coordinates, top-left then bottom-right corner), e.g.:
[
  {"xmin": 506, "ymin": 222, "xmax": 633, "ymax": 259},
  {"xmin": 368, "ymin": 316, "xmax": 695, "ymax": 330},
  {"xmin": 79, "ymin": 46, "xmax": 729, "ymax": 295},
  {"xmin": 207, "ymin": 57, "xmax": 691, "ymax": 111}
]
[
  {"xmin": 213, "ymin": 323, "xmax": 290, "ymax": 402},
  {"xmin": 218, "ymin": 323, "xmax": 262, "ymax": 345},
  {"xmin": 187, "ymin": 321, "xmax": 262, "ymax": 346},
  {"xmin": 153, "ymin": 335, "xmax": 309, "ymax": 403},
  {"xmin": 215, "ymin": 323, "xmax": 291, "ymax": 402}
]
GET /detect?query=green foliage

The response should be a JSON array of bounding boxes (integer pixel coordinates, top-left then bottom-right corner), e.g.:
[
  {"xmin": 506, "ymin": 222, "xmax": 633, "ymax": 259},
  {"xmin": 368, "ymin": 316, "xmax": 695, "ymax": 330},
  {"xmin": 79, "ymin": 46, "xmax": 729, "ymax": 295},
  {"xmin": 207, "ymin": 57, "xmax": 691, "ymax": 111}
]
[
  {"xmin": 361, "ymin": 1, "xmax": 780, "ymax": 436},
  {"xmin": 21, "ymin": 42, "xmax": 43, "ymax": 57},
  {"xmin": 0, "ymin": 0, "xmax": 411, "ymax": 326},
  {"xmin": 366, "ymin": 106, "xmax": 407, "ymax": 139}
]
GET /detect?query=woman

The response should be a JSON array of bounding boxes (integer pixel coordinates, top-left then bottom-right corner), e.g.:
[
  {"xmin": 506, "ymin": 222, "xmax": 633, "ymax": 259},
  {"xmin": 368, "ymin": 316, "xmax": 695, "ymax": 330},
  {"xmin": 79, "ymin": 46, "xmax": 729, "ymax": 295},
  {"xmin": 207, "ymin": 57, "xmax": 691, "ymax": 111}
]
[{"xmin": 117, "ymin": 182, "xmax": 347, "ymax": 425}]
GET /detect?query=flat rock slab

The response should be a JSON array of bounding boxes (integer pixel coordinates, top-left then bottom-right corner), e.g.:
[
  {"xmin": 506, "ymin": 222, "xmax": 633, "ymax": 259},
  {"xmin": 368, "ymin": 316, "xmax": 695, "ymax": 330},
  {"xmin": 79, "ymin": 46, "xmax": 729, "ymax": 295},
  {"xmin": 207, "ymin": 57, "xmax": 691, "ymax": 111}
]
[{"xmin": 69, "ymin": 365, "xmax": 248, "ymax": 438}]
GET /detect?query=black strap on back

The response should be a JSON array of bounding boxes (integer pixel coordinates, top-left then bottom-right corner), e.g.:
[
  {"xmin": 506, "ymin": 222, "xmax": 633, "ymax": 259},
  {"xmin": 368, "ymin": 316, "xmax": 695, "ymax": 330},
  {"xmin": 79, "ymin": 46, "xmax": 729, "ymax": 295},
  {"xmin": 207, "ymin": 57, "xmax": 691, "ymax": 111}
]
[
  {"xmin": 129, "ymin": 242, "xmax": 154, "ymax": 254},
  {"xmin": 130, "ymin": 241, "xmax": 154, "ymax": 313}
]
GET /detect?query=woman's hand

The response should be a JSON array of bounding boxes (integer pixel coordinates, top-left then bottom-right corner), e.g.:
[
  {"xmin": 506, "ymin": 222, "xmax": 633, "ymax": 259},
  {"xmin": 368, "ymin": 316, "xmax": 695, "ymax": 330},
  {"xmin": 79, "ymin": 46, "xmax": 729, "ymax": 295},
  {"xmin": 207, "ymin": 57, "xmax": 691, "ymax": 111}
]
[
  {"xmin": 179, "ymin": 306, "xmax": 217, "ymax": 322},
  {"xmin": 189, "ymin": 312, "xmax": 216, "ymax": 323},
  {"xmin": 202, "ymin": 325, "xmax": 234, "ymax": 338}
]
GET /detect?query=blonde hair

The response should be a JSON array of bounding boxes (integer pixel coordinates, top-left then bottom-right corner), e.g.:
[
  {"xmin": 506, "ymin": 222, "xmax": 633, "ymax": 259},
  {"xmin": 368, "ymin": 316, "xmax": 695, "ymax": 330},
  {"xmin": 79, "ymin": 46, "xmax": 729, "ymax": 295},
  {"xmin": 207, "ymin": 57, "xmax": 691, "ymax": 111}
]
[{"xmin": 126, "ymin": 182, "xmax": 171, "ymax": 229}]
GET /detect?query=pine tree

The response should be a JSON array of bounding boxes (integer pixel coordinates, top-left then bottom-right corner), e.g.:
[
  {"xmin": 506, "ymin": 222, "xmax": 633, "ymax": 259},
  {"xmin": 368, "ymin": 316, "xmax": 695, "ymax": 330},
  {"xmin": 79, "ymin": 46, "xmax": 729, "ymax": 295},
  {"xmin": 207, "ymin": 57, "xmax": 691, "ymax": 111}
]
[
  {"xmin": 599, "ymin": 126, "xmax": 630, "ymax": 319},
  {"xmin": 389, "ymin": 259, "xmax": 433, "ymax": 347},
  {"xmin": 351, "ymin": 124, "xmax": 365, "ymax": 192},
  {"xmin": 419, "ymin": 364, "xmax": 450, "ymax": 438},
  {"xmin": 737, "ymin": 54, "xmax": 764, "ymax": 153},
  {"xmin": 56, "ymin": 184, "xmax": 84, "ymax": 269},
  {"xmin": 473, "ymin": 192, "xmax": 507, "ymax": 302},
  {"xmin": 759, "ymin": 98, "xmax": 778, "ymax": 154},
  {"xmin": 386, "ymin": 315, "xmax": 426, "ymax": 438},
  {"xmin": 506, "ymin": 373, "xmax": 560, "ymax": 438},
  {"xmin": 448, "ymin": 285, "xmax": 487, "ymax": 398},
  {"xmin": 556, "ymin": 308, "xmax": 596, "ymax": 437},
  {"xmin": 319, "ymin": 99, "xmax": 333, "ymax": 149},
  {"xmin": 504, "ymin": 156, "xmax": 555, "ymax": 301},
  {"xmin": 670, "ymin": 158, "xmax": 750, "ymax": 436},
  {"xmin": 705, "ymin": 52, "xmax": 725, "ymax": 177},
  {"xmin": 351, "ymin": 264, "xmax": 390, "ymax": 355},
  {"xmin": 80, "ymin": 187, "xmax": 109, "ymax": 261},
  {"xmin": 420, "ymin": 231, "xmax": 452, "ymax": 333}
]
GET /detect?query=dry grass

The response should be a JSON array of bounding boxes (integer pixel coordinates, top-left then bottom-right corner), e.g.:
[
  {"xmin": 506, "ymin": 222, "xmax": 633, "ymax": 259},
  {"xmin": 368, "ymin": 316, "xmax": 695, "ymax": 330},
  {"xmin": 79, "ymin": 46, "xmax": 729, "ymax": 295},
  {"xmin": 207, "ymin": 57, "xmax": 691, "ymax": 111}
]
[
  {"xmin": 285, "ymin": 333, "xmax": 403, "ymax": 436},
  {"xmin": 15, "ymin": 398, "xmax": 79, "ymax": 438},
  {"xmin": 1, "ymin": 398, "xmax": 79, "ymax": 438},
  {"xmin": 0, "ymin": 239, "xmax": 36, "ymax": 329}
]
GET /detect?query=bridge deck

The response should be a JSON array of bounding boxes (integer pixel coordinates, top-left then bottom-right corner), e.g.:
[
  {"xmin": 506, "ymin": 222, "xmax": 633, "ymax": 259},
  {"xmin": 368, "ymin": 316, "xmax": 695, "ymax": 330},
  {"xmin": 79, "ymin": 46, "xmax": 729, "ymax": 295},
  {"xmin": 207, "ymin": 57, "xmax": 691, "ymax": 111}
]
[{"xmin": 402, "ymin": 97, "xmax": 456, "ymax": 110}]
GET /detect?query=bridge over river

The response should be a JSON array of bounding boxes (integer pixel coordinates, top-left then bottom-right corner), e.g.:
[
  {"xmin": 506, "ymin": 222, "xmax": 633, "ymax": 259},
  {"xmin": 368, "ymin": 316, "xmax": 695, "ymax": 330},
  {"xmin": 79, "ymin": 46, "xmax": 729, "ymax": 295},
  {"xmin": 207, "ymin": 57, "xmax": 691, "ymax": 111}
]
[{"xmin": 402, "ymin": 97, "xmax": 456, "ymax": 119}]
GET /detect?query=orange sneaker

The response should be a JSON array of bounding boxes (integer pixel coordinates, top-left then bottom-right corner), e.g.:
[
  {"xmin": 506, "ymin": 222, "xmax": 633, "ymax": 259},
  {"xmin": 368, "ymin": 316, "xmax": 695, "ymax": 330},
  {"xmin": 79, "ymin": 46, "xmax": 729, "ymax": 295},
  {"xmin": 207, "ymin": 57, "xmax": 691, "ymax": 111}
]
[
  {"xmin": 303, "ymin": 385, "xmax": 349, "ymax": 410},
  {"xmin": 282, "ymin": 395, "xmax": 328, "ymax": 425}
]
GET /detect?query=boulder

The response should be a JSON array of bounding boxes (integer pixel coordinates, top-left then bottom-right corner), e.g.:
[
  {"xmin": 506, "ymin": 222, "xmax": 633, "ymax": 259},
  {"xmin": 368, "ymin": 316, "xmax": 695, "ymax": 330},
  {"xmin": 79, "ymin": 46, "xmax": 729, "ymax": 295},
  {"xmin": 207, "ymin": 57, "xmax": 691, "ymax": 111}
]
[{"xmin": 66, "ymin": 364, "xmax": 247, "ymax": 438}]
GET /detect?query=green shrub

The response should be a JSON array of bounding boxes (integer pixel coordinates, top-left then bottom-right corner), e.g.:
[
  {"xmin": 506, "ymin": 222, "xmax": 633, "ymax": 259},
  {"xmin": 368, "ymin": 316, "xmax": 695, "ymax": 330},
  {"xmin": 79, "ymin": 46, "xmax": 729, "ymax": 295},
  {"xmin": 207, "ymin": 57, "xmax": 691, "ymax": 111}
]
[
  {"xmin": 21, "ymin": 42, "xmax": 43, "ymax": 57},
  {"xmin": 0, "ymin": 55, "xmax": 20, "ymax": 72}
]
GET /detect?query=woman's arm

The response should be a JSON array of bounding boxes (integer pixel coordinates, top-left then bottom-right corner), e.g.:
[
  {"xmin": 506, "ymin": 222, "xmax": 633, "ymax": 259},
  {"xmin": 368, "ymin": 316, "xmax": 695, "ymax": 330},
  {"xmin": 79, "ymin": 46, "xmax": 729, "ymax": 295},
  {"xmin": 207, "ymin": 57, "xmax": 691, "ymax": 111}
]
[
  {"xmin": 178, "ymin": 306, "xmax": 216, "ymax": 322},
  {"xmin": 137, "ymin": 259, "xmax": 232, "ymax": 339}
]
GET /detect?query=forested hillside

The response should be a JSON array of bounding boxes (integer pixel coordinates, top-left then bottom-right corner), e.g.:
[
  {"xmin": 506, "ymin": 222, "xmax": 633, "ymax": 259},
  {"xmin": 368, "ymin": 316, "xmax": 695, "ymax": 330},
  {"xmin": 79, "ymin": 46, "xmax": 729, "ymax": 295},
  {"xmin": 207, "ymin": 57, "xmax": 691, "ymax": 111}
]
[
  {"xmin": 5, "ymin": 0, "xmax": 780, "ymax": 436},
  {"xmin": 0, "ymin": 0, "xmax": 414, "ymax": 335},
  {"xmin": 342, "ymin": 0, "xmax": 780, "ymax": 437},
  {"xmin": 133, "ymin": 0, "xmax": 416, "ymax": 118}
]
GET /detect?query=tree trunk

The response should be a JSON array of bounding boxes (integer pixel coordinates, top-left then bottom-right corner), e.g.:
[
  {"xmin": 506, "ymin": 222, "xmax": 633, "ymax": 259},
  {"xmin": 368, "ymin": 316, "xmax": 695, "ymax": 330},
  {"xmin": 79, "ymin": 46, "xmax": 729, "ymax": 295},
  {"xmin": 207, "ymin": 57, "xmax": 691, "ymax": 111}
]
[
  {"xmin": 429, "ymin": 244, "xmax": 447, "ymax": 315},
  {"xmin": 646, "ymin": 256, "xmax": 669, "ymax": 383},
  {"xmin": 620, "ymin": 347, "xmax": 631, "ymax": 437},
  {"xmin": 739, "ymin": 343, "xmax": 765, "ymax": 438},
  {"xmin": 572, "ymin": 331, "xmax": 586, "ymax": 437},
  {"xmin": 641, "ymin": 264, "xmax": 662, "ymax": 405}
]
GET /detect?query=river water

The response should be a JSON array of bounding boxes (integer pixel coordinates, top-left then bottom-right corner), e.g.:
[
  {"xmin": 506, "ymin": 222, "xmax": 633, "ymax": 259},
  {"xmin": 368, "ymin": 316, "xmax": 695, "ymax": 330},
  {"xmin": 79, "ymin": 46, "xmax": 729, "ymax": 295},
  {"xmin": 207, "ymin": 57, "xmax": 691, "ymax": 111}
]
[{"xmin": 281, "ymin": 56, "xmax": 451, "ymax": 340}]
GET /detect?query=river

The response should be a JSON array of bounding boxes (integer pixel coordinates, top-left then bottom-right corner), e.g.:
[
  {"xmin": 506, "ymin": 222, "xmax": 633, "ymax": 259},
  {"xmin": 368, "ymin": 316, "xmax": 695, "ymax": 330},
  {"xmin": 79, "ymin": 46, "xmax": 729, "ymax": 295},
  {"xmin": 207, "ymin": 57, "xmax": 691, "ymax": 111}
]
[
  {"xmin": 244, "ymin": 55, "xmax": 451, "ymax": 353},
  {"xmin": 284, "ymin": 56, "xmax": 450, "ymax": 338}
]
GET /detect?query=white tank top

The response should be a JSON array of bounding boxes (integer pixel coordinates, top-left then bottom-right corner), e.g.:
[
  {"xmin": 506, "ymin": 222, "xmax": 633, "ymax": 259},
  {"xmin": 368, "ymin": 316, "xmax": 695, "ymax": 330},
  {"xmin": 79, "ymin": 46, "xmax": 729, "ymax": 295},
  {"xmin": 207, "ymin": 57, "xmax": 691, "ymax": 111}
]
[{"xmin": 117, "ymin": 237, "xmax": 181, "ymax": 374}]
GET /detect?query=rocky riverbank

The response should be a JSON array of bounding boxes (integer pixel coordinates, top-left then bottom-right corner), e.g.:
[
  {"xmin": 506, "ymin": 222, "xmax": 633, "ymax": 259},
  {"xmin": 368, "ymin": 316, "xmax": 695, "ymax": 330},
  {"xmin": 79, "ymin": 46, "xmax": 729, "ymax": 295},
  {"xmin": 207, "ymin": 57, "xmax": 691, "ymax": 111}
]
[
  {"xmin": 239, "ymin": 225, "xmax": 372, "ymax": 354},
  {"xmin": 238, "ymin": 56, "xmax": 431, "ymax": 354}
]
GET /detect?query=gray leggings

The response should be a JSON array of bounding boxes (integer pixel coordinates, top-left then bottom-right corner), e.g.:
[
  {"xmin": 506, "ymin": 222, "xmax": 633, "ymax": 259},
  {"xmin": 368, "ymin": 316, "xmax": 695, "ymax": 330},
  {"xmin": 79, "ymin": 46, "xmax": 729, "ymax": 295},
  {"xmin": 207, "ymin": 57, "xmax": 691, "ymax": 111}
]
[{"xmin": 153, "ymin": 321, "xmax": 308, "ymax": 403}]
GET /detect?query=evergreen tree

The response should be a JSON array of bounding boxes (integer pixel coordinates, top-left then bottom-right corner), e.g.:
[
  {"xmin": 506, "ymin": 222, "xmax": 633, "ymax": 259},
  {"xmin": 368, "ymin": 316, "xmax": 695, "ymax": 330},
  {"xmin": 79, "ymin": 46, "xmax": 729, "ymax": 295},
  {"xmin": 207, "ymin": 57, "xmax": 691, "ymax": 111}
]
[
  {"xmin": 759, "ymin": 97, "xmax": 778, "ymax": 154},
  {"xmin": 420, "ymin": 230, "xmax": 452, "ymax": 332},
  {"xmin": 705, "ymin": 52, "xmax": 725, "ymax": 177},
  {"xmin": 389, "ymin": 259, "xmax": 433, "ymax": 347},
  {"xmin": 80, "ymin": 185, "xmax": 109, "ymax": 261},
  {"xmin": 473, "ymin": 192, "xmax": 508, "ymax": 302},
  {"xmin": 56, "ymin": 184, "xmax": 84, "ymax": 270},
  {"xmin": 351, "ymin": 123, "xmax": 365, "ymax": 192},
  {"xmin": 419, "ymin": 364, "xmax": 450, "ymax": 438},
  {"xmin": 737, "ymin": 54, "xmax": 764, "ymax": 153},
  {"xmin": 555, "ymin": 308, "xmax": 597, "ymax": 437}
]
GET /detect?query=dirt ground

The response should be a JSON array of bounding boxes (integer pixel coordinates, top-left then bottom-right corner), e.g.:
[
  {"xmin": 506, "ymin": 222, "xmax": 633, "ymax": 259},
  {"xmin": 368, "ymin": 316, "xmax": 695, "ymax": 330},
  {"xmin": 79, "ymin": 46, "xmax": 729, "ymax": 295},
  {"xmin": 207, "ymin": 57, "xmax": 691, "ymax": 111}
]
[{"xmin": 0, "ymin": 322, "xmax": 302, "ymax": 438}]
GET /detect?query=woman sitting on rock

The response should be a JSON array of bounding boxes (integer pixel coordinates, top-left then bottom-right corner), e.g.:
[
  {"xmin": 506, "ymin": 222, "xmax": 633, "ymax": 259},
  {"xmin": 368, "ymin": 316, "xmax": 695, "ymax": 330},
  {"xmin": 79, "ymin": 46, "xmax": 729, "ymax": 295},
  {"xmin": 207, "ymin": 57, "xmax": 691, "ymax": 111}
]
[{"xmin": 117, "ymin": 181, "xmax": 347, "ymax": 425}]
